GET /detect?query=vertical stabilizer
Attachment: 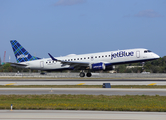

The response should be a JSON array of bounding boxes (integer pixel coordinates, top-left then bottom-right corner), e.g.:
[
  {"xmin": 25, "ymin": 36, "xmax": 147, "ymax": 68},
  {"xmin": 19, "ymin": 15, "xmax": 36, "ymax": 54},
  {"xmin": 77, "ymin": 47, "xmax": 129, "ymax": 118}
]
[{"xmin": 10, "ymin": 40, "xmax": 40, "ymax": 63}]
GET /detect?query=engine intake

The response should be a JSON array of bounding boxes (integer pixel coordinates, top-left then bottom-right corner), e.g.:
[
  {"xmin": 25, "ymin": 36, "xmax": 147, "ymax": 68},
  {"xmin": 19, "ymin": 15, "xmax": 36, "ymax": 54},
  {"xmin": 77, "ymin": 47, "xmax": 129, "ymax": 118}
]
[{"xmin": 90, "ymin": 62, "xmax": 106, "ymax": 70}]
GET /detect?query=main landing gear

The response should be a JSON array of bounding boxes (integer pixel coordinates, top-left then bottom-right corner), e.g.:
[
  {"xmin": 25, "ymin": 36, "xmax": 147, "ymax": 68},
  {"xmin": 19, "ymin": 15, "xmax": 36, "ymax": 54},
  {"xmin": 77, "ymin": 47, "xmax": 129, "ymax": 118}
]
[{"xmin": 79, "ymin": 71, "xmax": 92, "ymax": 77}]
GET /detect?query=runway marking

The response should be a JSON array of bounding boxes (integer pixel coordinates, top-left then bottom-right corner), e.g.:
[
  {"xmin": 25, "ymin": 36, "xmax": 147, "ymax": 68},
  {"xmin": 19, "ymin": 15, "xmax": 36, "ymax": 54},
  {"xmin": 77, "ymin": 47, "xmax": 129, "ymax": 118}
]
[
  {"xmin": 77, "ymin": 83, "xmax": 85, "ymax": 85},
  {"xmin": 5, "ymin": 83, "xmax": 16, "ymax": 86},
  {"xmin": 148, "ymin": 83, "xmax": 157, "ymax": 85}
]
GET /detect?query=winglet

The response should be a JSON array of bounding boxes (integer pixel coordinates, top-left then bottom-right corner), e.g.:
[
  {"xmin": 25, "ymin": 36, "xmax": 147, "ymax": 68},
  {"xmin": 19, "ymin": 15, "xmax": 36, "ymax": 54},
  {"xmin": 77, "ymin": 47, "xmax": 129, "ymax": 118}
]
[{"xmin": 48, "ymin": 53, "xmax": 58, "ymax": 61}]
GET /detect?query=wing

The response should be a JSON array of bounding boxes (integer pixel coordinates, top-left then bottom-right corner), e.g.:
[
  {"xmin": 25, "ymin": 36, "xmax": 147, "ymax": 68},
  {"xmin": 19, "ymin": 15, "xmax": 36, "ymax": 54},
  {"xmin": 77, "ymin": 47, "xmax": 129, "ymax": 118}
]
[{"xmin": 48, "ymin": 53, "xmax": 89, "ymax": 69}]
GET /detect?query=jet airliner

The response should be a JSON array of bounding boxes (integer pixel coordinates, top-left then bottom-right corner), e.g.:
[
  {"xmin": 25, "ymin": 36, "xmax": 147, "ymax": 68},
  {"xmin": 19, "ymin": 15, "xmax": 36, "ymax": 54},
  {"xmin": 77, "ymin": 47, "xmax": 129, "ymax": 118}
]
[{"xmin": 10, "ymin": 40, "xmax": 160, "ymax": 77}]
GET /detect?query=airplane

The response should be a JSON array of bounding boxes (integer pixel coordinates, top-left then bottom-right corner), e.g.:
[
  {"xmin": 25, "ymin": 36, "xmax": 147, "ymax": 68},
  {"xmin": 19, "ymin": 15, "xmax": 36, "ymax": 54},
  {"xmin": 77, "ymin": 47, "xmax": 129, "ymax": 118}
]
[{"xmin": 10, "ymin": 40, "xmax": 160, "ymax": 77}]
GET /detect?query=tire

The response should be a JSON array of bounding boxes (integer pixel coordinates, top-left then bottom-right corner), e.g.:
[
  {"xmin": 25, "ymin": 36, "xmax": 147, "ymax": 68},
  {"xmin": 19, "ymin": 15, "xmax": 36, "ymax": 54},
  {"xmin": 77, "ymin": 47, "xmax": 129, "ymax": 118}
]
[
  {"xmin": 79, "ymin": 72, "xmax": 85, "ymax": 77},
  {"xmin": 86, "ymin": 72, "xmax": 92, "ymax": 77}
]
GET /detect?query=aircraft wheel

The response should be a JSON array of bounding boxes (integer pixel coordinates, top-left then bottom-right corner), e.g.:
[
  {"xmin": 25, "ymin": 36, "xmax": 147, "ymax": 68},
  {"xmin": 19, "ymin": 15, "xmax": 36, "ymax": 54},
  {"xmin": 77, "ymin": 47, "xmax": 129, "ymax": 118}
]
[
  {"xmin": 86, "ymin": 72, "xmax": 92, "ymax": 77},
  {"xmin": 79, "ymin": 72, "xmax": 85, "ymax": 77}
]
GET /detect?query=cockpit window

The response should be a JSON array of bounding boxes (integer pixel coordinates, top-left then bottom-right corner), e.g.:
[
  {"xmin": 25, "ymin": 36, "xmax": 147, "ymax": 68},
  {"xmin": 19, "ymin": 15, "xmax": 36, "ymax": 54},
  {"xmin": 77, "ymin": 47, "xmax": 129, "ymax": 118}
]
[{"xmin": 144, "ymin": 50, "xmax": 152, "ymax": 53}]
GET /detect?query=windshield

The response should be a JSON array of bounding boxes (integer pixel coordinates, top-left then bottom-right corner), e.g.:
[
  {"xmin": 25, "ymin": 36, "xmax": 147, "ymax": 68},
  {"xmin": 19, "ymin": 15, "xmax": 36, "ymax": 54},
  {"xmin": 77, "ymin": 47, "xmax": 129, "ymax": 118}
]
[{"xmin": 144, "ymin": 50, "xmax": 152, "ymax": 53}]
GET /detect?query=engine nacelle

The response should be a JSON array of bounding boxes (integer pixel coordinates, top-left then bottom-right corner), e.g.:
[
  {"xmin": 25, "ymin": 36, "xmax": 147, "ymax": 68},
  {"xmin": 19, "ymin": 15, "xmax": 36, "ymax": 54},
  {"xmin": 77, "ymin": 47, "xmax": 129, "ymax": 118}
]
[{"xmin": 90, "ymin": 62, "xmax": 106, "ymax": 70}]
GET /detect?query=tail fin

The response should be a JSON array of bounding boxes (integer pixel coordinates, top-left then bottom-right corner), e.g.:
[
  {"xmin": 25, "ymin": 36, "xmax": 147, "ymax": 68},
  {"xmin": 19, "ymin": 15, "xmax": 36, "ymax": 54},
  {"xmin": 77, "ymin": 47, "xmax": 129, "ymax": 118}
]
[{"xmin": 10, "ymin": 40, "xmax": 41, "ymax": 63}]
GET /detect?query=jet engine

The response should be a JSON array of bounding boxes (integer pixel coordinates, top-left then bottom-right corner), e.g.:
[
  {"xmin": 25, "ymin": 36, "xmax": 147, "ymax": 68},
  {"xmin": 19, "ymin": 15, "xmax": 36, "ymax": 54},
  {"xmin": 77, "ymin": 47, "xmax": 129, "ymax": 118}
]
[{"xmin": 90, "ymin": 62, "xmax": 106, "ymax": 70}]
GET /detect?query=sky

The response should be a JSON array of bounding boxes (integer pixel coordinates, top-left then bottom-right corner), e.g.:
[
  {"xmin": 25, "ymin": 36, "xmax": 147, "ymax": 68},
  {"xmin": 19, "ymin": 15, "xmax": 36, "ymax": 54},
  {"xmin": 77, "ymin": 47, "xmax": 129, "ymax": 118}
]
[{"xmin": 0, "ymin": 0, "xmax": 166, "ymax": 63}]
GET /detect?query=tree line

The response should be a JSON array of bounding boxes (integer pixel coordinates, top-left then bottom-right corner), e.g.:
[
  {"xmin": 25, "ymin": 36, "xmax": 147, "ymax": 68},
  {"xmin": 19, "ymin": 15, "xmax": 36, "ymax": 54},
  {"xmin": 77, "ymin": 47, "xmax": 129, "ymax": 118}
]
[{"xmin": 116, "ymin": 56, "xmax": 166, "ymax": 73}]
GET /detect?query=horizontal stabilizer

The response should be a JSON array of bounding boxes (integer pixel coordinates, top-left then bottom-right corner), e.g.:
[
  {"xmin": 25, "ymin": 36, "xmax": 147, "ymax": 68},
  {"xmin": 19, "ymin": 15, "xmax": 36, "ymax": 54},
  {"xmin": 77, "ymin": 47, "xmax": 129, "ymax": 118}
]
[{"xmin": 7, "ymin": 62, "xmax": 27, "ymax": 67}]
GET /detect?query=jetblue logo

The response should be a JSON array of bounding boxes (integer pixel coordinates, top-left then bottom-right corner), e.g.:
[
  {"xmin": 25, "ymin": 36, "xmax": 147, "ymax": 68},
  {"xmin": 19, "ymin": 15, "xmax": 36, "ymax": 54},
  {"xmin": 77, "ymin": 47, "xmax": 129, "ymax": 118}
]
[
  {"xmin": 111, "ymin": 51, "xmax": 134, "ymax": 60},
  {"xmin": 93, "ymin": 66, "xmax": 102, "ymax": 69},
  {"xmin": 17, "ymin": 54, "xmax": 28, "ymax": 59}
]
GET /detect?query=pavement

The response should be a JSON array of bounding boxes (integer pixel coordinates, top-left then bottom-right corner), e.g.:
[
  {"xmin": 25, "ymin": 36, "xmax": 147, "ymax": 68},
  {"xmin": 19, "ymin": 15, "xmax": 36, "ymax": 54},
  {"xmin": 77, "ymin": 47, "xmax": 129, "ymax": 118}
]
[
  {"xmin": 0, "ymin": 110, "xmax": 166, "ymax": 120},
  {"xmin": 0, "ymin": 88, "xmax": 166, "ymax": 96},
  {"xmin": 1, "ymin": 79, "xmax": 166, "ymax": 85}
]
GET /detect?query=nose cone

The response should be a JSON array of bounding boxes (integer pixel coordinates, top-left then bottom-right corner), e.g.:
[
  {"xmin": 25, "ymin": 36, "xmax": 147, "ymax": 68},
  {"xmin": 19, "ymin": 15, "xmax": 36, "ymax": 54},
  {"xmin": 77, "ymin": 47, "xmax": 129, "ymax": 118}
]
[{"xmin": 153, "ymin": 53, "xmax": 160, "ymax": 59}]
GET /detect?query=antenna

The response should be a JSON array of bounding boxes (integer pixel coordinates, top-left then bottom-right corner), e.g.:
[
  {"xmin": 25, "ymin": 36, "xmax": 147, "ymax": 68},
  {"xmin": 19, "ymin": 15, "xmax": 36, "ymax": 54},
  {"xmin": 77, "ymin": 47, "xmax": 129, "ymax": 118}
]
[
  {"xmin": 9, "ymin": 56, "xmax": 11, "ymax": 62},
  {"xmin": 2, "ymin": 51, "xmax": 6, "ymax": 65},
  {"xmin": 0, "ymin": 57, "xmax": 1, "ymax": 65},
  {"xmin": 3, "ymin": 51, "xmax": 6, "ymax": 63}
]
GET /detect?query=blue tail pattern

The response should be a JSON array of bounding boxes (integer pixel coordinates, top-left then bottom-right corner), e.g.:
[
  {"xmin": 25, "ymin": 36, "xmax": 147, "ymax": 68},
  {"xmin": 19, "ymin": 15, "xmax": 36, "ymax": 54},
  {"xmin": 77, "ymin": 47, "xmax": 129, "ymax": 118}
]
[{"xmin": 10, "ymin": 40, "xmax": 40, "ymax": 63}]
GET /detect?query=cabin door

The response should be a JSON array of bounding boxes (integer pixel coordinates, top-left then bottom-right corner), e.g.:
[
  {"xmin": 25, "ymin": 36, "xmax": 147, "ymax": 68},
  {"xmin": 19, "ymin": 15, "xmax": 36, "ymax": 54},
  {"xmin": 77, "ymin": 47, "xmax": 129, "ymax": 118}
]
[
  {"xmin": 136, "ymin": 51, "xmax": 140, "ymax": 58},
  {"xmin": 40, "ymin": 61, "xmax": 44, "ymax": 68}
]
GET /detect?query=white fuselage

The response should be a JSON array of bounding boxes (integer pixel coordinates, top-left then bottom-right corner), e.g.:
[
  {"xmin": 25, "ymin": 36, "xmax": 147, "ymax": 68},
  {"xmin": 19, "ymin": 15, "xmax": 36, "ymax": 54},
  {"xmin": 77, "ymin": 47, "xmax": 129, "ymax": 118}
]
[{"xmin": 19, "ymin": 48, "xmax": 160, "ymax": 71}]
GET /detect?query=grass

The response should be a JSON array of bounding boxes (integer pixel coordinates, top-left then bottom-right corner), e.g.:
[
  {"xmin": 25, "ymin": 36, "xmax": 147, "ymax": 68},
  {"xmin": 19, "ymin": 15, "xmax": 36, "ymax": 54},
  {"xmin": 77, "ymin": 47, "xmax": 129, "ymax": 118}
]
[
  {"xmin": 1, "ymin": 85, "xmax": 166, "ymax": 88},
  {"xmin": 0, "ymin": 94, "xmax": 166, "ymax": 112}
]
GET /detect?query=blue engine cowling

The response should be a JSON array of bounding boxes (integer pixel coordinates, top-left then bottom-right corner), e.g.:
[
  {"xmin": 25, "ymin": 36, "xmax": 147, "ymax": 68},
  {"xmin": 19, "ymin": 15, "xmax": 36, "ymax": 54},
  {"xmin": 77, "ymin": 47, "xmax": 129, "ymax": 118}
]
[{"xmin": 90, "ymin": 62, "xmax": 106, "ymax": 70}]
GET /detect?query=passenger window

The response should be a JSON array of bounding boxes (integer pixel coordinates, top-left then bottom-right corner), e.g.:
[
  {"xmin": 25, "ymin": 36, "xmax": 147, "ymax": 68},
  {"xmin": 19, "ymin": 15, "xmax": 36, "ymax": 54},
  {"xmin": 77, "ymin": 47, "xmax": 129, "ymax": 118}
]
[
  {"xmin": 99, "ymin": 56, "xmax": 100, "ymax": 58},
  {"xmin": 84, "ymin": 57, "xmax": 86, "ymax": 59},
  {"xmin": 105, "ymin": 55, "xmax": 107, "ymax": 57},
  {"xmin": 77, "ymin": 58, "xmax": 79, "ymax": 60},
  {"xmin": 95, "ymin": 56, "xmax": 97, "ymax": 58},
  {"xmin": 109, "ymin": 55, "xmax": 110, "ymax": 57}
]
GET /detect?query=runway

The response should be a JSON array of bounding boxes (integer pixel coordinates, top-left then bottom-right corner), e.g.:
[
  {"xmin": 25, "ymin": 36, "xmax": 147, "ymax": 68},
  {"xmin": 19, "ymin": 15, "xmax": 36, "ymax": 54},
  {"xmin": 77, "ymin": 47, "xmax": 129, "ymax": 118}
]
[
  {"xmin": 0, "ymin": 88, "xmax": 166, "ymax": 96},
  {"xmin": 0, "ymin": 110, "xmax": 166, "ymax": 120},
  {"xmin": 1, "ymin": 79, "xmax": 166, "ymax": 85},
  {"xmin": 0, "ymin": 79, "xmax": 166, "ymax": 120}
]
